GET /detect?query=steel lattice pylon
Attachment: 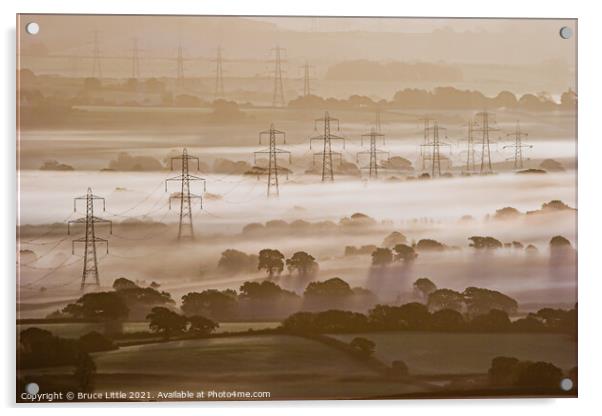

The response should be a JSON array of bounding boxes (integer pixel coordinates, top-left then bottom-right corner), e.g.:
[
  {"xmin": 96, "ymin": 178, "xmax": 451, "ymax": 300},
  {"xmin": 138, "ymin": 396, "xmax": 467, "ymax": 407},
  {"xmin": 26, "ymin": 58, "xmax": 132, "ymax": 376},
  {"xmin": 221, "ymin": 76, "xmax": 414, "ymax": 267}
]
[
  {"xmin": 254, "ymin": 124, "xmax": 291, "ymax": 198},
  {"xmin": 310, "ymin": 111, "xmax": 346, "ymax": 182},
  {"xmin": 473, "ymin": 111, "xmax": 500, "ymax": 175},
  {"xmin": 213, "ymin": 46, "xmax": 225, "ymax": 98},
  {"xmin": 165, "ymin": 148, "xmax": 206, "ymax": 240},
  {"xmin": 357, "ymin": 128, "xmax": 389, "ymax": 179},
  {"xmin": 68, "ymin": 188, "xmax": 112, "ymax": 290},
  {"xmin": 504, "ymin": 121, "xmax": 532, "ymax": 170},
  {"xmin": 270, "ymin": 46, "xmax": 286, "ymax": 107},
  {"xmin": 420, "ymin": 120, "xmax": 450, "ymax": 178}
]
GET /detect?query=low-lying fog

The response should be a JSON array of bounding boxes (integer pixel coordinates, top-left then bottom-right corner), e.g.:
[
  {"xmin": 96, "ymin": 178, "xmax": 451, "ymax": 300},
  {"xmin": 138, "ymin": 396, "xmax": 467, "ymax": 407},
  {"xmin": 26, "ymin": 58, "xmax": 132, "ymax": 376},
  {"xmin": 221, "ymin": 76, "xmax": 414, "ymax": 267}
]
[{"xmin": 18, "ymin": 168, "xmax": 577, "ymax": 317}]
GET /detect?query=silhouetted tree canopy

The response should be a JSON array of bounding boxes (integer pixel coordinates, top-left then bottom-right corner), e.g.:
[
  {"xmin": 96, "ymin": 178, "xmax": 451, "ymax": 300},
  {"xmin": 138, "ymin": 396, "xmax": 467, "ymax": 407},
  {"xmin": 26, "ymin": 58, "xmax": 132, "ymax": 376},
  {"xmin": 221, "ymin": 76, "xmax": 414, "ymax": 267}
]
[
  {"xmin": 188, "ymin": 315, "xmax": 219, "ymax": 336},
  {"xmin": 382, "ymin": 231, "xmax": 408, "ymax": 248},
  {"xmin": 349, "ymin": 337, "xmax": 376, "ymax": 357},
  {"xmin": 415, "ymin": 239, "xmax": 445, "ymax": 251},
  {"xmin": 217, "ymin": 249, "xmax": 258, "ymax": 274},
  {"xmin": 394, "ymin": 244, "xmax": 418, "ymax": 262},
  {"xmin": 286, "ymin": 251, "xmax": 318, "ymax": 278},
  {"xmin": 62, "ymin": 292, "xmax": 129, "ymax": 321},
  {"xmin": 258, "ymin": 248, "xmax": 285, "ymax": 278},
  {"xmin": 181, "ymin": 289, "xmax": 238, "ymax": 320},
  {"xmin": 371, "ymin": 247, "xmax": 393, "ymax": 266},
  {"xmin": 468, "ymin": 236, "xmax": 503, "ymax": 249},
  {"xmin": 489, "ymin": 356, "xmax": 564, "ymax": 389},
  {"xmin": 550, "ymin": 235, "xmax": 572, "ymax": 248},
  {"xmin": 430, "ymin": 308, "xmax": 465, "ymax": 331},
  {"xmin": 413, "ymin": 278, "xmax": 437, "ymax": 300},
  {"xmin": 146, "ymin": 307, "xmax": 188, "ymax": 340},
  {"xmin": 427, "ymin": 288, "xmax": 465, "ymax": 312}
]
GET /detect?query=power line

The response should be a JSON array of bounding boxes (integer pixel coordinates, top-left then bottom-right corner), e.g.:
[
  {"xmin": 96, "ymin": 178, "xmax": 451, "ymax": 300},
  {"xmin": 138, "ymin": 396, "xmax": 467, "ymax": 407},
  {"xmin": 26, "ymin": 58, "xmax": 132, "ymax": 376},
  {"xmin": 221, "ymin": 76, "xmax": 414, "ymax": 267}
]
[
  {"xmin": 91, "ymin": 30, "xmax": 102, "ymax": 78},
  {"xmin": 461, "ymin": 120, "xmax": 478, "ymax": 175},
  {"xmin": 68, "ymin": 188, "xmax": 112, "ymax": 290},
  {"xmin": 253, "ymin": 124, "xmax": 291, "ymax": 197},
  {"xmin": 356, "ymin": 128, "xmax": 389, "ymax": 179},
  {"xmin": 503, "ymin": 121, "xmax": 532, "ymax": 170},
  {"xmin": 165, "ymin": 148, "xmax": 206, "ymax": 240},
  {"xmin": 270, "ymin": 46, "xmax": 286, "ymax": 107},
  {"xmin": 131, "ymin": 37, "xmax": 141, "ymax": 79},
  {"xmin": 420, "ymin": 120, "xmax": 450, "ymax": 178},
  {"xmin": 473, "ymin": 111, "xmax": 500, "ymax": 175},
  {"xmin": 213, "ymin": 46, "xmax": 225, "ymax": 99},
  {"xmin": 310, "ymin": 111, "xmax": 346, "ymax": 182}
]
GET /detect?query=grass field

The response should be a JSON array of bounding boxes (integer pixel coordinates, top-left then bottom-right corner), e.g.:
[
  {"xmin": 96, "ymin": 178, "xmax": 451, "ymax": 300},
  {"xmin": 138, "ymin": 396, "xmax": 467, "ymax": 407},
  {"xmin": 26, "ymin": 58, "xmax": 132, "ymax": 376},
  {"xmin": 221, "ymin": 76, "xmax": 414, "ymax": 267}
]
[
  {"xmin": 331, "ymin": 332, "xmax": 577, "ymax": 375},
  {"xmin": 90, "ymin": 334, "xmax": 429, "ymax": 400}
]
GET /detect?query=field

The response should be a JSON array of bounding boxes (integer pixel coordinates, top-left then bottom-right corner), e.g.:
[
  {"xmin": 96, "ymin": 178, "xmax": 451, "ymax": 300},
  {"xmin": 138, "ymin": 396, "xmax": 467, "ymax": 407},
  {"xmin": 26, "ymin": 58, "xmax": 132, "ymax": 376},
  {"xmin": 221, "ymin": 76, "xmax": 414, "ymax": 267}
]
[
  {"xmin": 89, "ymin": 334, "xmax": 429, "ymax": 400},
  {"xmin": 331, "ymin": 332, "xmax": 577, "ymax": 375}
]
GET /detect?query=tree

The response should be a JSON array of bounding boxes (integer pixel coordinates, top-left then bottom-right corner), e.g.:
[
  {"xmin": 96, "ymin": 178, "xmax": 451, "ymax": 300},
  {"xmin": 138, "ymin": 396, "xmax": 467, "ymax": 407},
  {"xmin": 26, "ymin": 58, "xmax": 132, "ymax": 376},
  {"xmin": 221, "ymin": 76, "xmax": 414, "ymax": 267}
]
[
  {"xmin": 146, "ymin": 307, "xmax": 188, "ymax": 340},
  {"xmin": 489, "ymin": 356, "xmax": 521, "ymax": 386},
  {"xmin": 468, "ymin": 309, "xmax": 511, "ymax": 331},
  {"xmin": 397, "ymin": 302, "xmax": 431, "ymax": 329},
  {"xmin": 217, "ymin": 249, "xmax": 258, "ymax": 274},
  {"xmin": 181, "ymin": 290, "xmax": 237, "ymax": 320},
  {"xmin": 463, "ymin": 287, "xmax": 518, "ymax": 316},
  {"xmin": 371, "ymin": 247, "xmax": 393, "ymax": 266},
  {"xmin": 113, "ymin": 277, "xmax": 138, "ymax": 291},
  {"xmin": 280, "ymin": 312, "xmax": 316, "ymax": 333},
  {"xmin": 515, "ymin": 361, "xmax": 563, "ymax": 388},
  {"xmin": 430, "ymin": 308, "xmax": 465, "ymax": 331},
  {"xmin": 63, "ymin": 292, "xmax": 129, "ymax": 321},
  {"xmin": 427, "ymin": 288, "xmax": 464, "ymax": 312},
  {"xmin": 413, "ymin": 278, "xmax": 437, "ymax": 300},
  {"xmin": 257, "ymin": 249, "xmax": 285, "ymax": 278},
  {"xmin": 188, "ymin": 315, "xmax": 219, "ymax": 336},
  {"xmin": 468, "ymin": 236, "xmax": 503, "ymax": 250},
  {"xmin": 239, "ymin": 280, "xmax": 297, "ymax": 300},
  {"xmin": 286, "ymin": 251, "xmax": 318, "ymax": 278},
  {"xmin": 393, "ymin": 244, "xmax": 417, "ymax": 262},
  {"xmin": 494, "ymin": 207, "xmax": 521, "ymax": 220},
  {"xmin": 73, "ymin": 353, "xmax": 96, "ymax": 393},
  {"xmin": 415, "ymin": 239, "xmax": 445, "ymax": 251},
  {"xmin": 550, "ymin": 235, "xmax": 572, "ymax": 248},
  {"xmin": 312, "ymin": 310, "xmax": 369, "ymax": 332},
  {"xmin": 349, "ymin": 337, "xmax": 375, "ymax": 357},
  {"xmin": 367, "ymin": 305, "xmax": 409, "ymax": 330},
  {"xmin": 304, "ymin": 277, "xmax": 354, "ymax": 299},
  {"xmin": 382, "ymin": 231, "xmax": 408, "ymax": 248}
]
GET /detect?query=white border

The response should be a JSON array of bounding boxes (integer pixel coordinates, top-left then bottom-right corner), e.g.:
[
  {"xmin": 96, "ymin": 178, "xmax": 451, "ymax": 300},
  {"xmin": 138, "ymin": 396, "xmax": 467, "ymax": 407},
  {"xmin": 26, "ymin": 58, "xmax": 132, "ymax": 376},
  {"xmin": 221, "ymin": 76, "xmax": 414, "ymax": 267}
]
[{"xmin": 2, "ymin": 0, "xmax": 601, "ymax": 414}]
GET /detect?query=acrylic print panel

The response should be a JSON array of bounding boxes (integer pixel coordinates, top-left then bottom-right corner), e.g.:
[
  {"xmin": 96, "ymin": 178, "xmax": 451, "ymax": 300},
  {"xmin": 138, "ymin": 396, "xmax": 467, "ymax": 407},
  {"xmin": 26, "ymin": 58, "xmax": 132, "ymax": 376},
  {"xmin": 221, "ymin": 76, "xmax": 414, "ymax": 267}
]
[{"xmin": 16, "ymin": 14, "xmax": 577, "ymax": 402}]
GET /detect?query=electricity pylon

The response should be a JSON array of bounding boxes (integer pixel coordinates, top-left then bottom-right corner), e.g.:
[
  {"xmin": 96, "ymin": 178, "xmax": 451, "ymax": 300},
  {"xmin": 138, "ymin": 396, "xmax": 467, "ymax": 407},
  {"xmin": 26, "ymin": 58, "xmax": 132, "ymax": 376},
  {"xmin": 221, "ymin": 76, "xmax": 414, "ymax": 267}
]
[
  {"xmin": 357, "ymin": 128, "xmax": 389, "ymax": 179},
  {"xmin": 253, "ymin": 124, "xmax": 291, "ymax": 198},
  {"xmin": 91, "ymin": 30, "xmax": 102, "ymax": 78},
  {"xmin": 420, "ymin": 121, "xmax": 450, "ymax": 178},
  {"xmin": 418, "ymin": 116, "xmax": 436, "ymax": 171},
  {"xmin": 165, "ymin": 148, "xmax": 206, "ymax": 240},
  {"xmin": 374, "ymin": 108, "xmax": 382, "ymax": 133},
  {"xmin": 176, "ymin": 43, "xmax": 184, "ymax": 83},
  {"xmin": 473, "ymin": 111, "xmax": 500, "ymax": 175},
  {"xmin": 461, "ymin": 120, "xmax": 478, "ymax": 174},
  {"xmin": 301, "ymin": 61, "xmax": 313, "ymax": 96},
  {"xmin": 213, "ymin": 46, "xmax": 225, "ymax": 99},
  {"xmin": 131, "ymin": 37, "xmax": 141, "ymax": 79},
  {"xmin": 503, "ymin": 121, "xmax": 532, "ymax": 170},
  {"xmin": 270, "ymin": 46, "xmax": 286, "ymax": 107},
  {"xmin": 310, "ymin": 111, "xmax": 346, "ymax": 182},
  {"xmin": 68, "ymin": 188, "xmax": 112, "ymax": 290}
]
